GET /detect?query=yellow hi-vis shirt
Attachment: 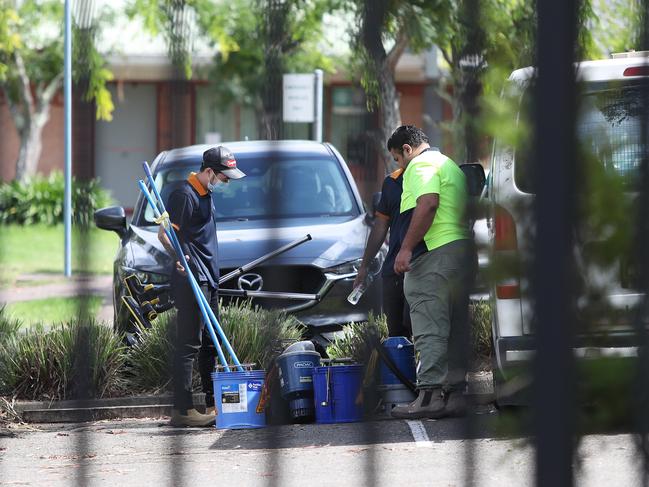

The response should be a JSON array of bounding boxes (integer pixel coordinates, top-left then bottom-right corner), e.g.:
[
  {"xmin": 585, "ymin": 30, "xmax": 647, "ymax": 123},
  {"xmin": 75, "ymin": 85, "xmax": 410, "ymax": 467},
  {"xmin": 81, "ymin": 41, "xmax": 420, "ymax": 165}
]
[{"xmin": 400, "ymin": 149, "xmax": 470, "ymax": 251}]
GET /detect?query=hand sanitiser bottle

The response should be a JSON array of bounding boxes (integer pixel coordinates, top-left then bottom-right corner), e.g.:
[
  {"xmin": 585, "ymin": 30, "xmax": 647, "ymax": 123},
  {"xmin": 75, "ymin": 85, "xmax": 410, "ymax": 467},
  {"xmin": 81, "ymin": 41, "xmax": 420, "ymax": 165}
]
[{"xmin": 347, "ymin": 273, "xmax": 373, "ymax": 305}]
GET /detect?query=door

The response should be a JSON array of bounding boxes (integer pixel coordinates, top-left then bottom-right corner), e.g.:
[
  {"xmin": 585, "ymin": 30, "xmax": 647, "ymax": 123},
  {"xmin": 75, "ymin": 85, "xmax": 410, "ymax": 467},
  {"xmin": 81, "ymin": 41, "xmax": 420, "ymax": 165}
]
[{"xmin": 95, "ymin": 83, "xmax": 157, "ymax": 210}]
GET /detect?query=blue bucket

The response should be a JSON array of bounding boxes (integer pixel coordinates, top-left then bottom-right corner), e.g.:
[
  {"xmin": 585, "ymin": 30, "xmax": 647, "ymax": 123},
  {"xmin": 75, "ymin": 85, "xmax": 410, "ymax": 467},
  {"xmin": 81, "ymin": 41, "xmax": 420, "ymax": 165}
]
[
  {"xmin": 379, "ymin": 336, "xmax": 416, "ymax": 386},
  {"xmin": 211, "ymin": 370, "xmax": 266, "ymax": 429},
  {"xmin": 312, "ymin": 365, "xmax": 364, "ymax": 424},
  {"xmin": 276, "ymin": 350, "xmax": 321, "ymax": 421}
]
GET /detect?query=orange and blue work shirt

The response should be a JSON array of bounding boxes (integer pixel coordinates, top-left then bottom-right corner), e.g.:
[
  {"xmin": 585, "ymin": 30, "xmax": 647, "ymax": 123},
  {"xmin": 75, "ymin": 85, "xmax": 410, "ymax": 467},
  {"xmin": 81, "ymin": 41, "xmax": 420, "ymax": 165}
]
[
  {"xmin": 375, "ymin": 168, "xmax": 424, "ymax": 277},
  {"xmin": 167, "ymin": 172, "xmax": 220, "ymax": 288}
]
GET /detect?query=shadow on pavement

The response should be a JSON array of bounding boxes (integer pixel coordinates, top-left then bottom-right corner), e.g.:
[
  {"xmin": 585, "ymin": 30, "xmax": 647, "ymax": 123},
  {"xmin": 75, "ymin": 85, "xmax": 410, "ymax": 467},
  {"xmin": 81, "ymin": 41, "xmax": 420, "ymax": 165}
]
[{"xmin": 207, "ymin": 411, "xmax": 515, "ymax": 451}]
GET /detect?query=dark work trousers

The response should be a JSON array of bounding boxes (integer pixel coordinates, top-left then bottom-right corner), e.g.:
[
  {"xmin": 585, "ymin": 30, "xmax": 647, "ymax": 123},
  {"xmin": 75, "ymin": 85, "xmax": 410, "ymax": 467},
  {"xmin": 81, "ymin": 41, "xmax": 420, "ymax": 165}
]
[
  {"xmin": 171, "ymin": 273, "xmax": 218, "ymax": 412},
  {"xmin": 382, "ymin": 275, "xmax": 412, "ymax": 338}
]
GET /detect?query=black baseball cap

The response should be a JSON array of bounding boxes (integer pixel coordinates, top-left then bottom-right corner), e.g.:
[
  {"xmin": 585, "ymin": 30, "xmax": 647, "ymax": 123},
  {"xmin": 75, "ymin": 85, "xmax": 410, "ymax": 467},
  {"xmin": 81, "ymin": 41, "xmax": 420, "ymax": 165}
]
[{"xmin": 201, "ymin": 146, "xmax": 246, "ymax": 179}]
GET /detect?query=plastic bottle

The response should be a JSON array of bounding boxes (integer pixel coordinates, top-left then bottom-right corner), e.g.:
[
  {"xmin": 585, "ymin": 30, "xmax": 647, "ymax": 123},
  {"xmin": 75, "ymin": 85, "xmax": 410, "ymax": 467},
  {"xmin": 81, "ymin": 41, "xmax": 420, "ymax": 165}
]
[{"xmin": 347, "ymin": 273, "xmax": 373, "ymax": 305}]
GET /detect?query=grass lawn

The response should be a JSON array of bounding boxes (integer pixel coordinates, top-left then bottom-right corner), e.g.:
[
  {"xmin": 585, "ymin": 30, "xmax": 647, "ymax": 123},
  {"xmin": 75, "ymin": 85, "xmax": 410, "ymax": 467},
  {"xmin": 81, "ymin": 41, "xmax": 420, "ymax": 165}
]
[
  {"xmin": 4, "ymin": 296, "xmax": 104, "ymax": 328},
  {"xmin": 0, "ymin": 224, "xmax": 118, "ymax": 286}
]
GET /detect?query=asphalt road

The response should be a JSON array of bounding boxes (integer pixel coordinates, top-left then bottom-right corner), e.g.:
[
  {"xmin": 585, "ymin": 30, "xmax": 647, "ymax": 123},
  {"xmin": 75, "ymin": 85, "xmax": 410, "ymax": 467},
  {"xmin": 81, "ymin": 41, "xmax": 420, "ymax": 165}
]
[{"xmin": 0, "ymin": 411, "xmax": 645, "ymax": 487}]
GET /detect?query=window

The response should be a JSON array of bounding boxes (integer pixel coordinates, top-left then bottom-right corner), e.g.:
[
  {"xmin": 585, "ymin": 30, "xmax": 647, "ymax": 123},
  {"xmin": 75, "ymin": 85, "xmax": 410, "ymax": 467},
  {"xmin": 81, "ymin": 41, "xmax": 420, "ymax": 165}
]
[
  {"xmin": 513, "ymin": 80, "xmax": 646, "ymax": 193},
  {"xmin": 142, "ymin": 153, "xmax": 358, "ymax": 224}
]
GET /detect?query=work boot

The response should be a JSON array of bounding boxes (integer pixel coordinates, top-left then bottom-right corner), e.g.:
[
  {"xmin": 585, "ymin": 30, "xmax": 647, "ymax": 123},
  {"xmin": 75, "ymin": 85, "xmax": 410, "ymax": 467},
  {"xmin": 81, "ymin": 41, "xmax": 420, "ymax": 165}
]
[
  {"xmin": 170, "ymin": 408, "xmax": 216, "ymax": 427},
  {"xmin": 444, "ymin": 389, "xmax": 467, "ymax": 418},
  {"xmin": 205, "ymin": 406, "xmax": 217, "ymax": 416},
  {"xmin": 390, "ymin": 388, "xmax": 447, "ymax": 420}
]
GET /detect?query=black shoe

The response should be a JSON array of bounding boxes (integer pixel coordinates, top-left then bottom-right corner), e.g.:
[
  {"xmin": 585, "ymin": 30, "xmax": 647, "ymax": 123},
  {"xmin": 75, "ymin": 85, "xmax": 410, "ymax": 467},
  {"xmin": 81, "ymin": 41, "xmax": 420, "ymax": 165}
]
[{"xmin": 391, "ymin": 388, "xmax": 447, "ymax": 419}]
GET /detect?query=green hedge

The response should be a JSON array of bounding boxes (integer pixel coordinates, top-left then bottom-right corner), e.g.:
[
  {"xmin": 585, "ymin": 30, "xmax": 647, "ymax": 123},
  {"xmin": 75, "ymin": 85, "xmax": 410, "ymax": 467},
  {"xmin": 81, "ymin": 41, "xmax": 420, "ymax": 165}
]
[
  {"xmin": 0, "ymin": 172, "xmax": 112, "ymax": 226},
  {"xmin": 0, "ymin": 301, "xmax": 304, "ymax": 401},
  {"xmin": 327, "ymin": 313, "xmax": 388, "ymax": 363},
  {"xmin": 0, "ymin": 319, "xmax": 127, "ymax": 400},
  {"xmin": 327, "ymin": 302, "xmax": 493, "ymax": 368},
  {"xmin": 125, "ymin": 301, "xmax": 304, "ymax": 394}
]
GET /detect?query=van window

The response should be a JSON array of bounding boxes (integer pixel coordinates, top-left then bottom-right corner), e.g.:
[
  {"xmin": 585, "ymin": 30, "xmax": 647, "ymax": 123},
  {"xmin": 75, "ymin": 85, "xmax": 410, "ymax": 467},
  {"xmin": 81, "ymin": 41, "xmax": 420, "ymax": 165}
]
[{"xmin": 514, "ymin": 80, "xmax": 646, "ymax": 193}]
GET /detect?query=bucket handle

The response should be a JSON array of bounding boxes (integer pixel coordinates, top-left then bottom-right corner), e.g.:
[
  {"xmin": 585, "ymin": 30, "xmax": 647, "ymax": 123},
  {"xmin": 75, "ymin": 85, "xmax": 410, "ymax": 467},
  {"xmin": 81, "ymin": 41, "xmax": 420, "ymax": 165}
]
[{"xmin": 321, "ymin": 367, "xmax": 331, "ymax": 407}]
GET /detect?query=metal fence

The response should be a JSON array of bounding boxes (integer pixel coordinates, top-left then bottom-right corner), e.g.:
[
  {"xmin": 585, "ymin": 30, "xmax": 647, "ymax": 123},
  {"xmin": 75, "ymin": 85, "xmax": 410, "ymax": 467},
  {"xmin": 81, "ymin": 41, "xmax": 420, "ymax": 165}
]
[{"xmin": 2, "ymin": 0, "xmax": 649, "ymax": 486}]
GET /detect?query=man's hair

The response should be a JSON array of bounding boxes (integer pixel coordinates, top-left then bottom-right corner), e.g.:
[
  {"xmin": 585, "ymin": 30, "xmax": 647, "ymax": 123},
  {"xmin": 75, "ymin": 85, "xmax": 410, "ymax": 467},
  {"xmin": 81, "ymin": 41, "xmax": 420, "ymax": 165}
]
[{"xmin": 386, "ymin": 125, "xmax": 429, "ymax": 154}]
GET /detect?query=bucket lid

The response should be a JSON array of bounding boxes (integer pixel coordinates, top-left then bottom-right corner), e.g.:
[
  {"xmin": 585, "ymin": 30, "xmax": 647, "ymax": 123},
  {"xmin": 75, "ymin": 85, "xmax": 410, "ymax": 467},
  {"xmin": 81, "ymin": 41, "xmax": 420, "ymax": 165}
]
[
  {"xmin": 277, "ymin": 350, "xmax": 322, "ymax": 360},
  {"xmin": 282, "ymin": 340, "xmax": 316, "ymax": 353}
]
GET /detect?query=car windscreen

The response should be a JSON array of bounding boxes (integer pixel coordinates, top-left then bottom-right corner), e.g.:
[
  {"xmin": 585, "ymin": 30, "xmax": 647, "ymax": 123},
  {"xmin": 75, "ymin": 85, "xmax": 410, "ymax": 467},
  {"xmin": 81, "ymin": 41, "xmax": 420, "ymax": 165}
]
[
  {"xmin": 141, "ymin": 154, "xmax": 358, "ymax": 223},
  {"xmin": 514, "ymin": 80, "xmax": 646, "ymax": 193}
]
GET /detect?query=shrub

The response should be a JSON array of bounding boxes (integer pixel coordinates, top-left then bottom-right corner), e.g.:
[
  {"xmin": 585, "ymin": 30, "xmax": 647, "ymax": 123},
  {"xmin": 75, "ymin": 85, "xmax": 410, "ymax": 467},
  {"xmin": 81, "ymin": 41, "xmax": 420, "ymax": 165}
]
[
  {"xmin": 470, "ymin": 299, "xmax": 493, "ymax": 365},
  {"xmin": 124, "ymin": 312, "xmax": 174, "ymax": 394},
  {"xmin": 0, "ymin": 305, "xmax": 22, "ymax": 338},
  {"xmin": 124, "ymin": 301, "xmax": 304, "ymax": 393},
  {"xmin": 327, "ymin": 313, "xmax": 388, "ymax": 363},
  {"xmin": 0, "ymin": 171, "xmax": 112, "ymax": 226},
  {"xmin": 0, "ymin": 319, "xmax": 127, "ymax": 400},
  {"xmin": 326, "ymin": 303, "xmax": 493, "ymax": 370},
  {"xmin": 219, "ymin": 300, "xmax": 304, "ymax": 370}
]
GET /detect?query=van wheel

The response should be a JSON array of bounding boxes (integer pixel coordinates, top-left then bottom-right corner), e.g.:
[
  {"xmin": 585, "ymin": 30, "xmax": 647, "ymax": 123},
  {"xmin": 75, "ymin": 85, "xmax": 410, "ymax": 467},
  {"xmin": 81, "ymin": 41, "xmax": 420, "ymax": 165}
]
[{"xmin": 491, "ymin": 357, "xmax": 530, "ymax": 409}]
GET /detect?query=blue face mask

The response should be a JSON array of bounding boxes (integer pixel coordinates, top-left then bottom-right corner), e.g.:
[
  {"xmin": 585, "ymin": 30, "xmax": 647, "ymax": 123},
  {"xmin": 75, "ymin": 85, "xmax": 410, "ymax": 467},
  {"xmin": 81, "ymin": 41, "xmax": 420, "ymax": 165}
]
[{"xmin": 207, "ymin": 172, "xmax": 218, "ymax": 192}]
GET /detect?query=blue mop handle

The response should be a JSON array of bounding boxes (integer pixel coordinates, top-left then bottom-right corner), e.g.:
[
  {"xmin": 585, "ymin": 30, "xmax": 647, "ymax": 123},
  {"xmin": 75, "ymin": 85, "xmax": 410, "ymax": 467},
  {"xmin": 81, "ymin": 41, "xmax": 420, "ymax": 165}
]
[
  {"xmin": 138, "ymin": 180, "xmax": 232, "ymax": 372},
  {"xmin": 139, "ymin": 165, "xmax": 242, "ymax": 370},
  {"xmin": 140, "ymin": 165, "xmax": 244, "ymax": 371},
  {"xmin": 141, "ymin": 162, "xmax": 165, "ymax": 214}
]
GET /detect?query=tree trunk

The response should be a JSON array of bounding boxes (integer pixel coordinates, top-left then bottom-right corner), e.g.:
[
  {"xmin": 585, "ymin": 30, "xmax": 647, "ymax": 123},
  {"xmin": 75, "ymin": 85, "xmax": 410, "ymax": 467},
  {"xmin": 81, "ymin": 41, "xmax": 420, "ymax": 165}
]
[
  {"xmin": 259, "ymin": 0, "xmax": 288, "ymax": 141},
  {"xmin": 9, "ymin": 52, "xmax": 62, "ymax": 182},
  {"xmin": 359, "ymin": 0, "xmax": 406, "ymax": 174},
  {"xmin": 376, "ymin": 65, "xmax": 402, "ymax": 173},
  {"xmin": 451, "ymin": 0, "xmax": 485, "ymax": 165},
  {"xmin": 14, "ymin": 107, "xmax": 50, "ymax": 182}
]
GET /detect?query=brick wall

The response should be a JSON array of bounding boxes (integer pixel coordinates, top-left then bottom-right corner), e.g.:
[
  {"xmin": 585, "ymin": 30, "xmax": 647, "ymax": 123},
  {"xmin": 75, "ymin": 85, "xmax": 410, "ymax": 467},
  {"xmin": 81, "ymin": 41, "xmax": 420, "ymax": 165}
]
[
  {"xmin": 0, "ymin": 92, "xmax": 64, "ymax": 181},
  {"xmin": 0, "ymin": 89, "xmax": 95, "ymax": 182}
]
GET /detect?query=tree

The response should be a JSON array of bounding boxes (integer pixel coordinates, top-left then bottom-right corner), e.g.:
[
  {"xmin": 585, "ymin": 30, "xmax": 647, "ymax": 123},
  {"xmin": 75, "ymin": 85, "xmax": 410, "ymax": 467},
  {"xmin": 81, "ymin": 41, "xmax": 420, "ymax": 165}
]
[
  {"xmin": 129, "ymin": 0, "xmax": 338, "ymax": 140},
  {"xmin": 443, "ymin": 0, "xmax": 536, "ymax": 164},
  {"xmin": 344, "ymin": 1, "xmax": 538, "ymax": 167},
  {"xmin": 343, "ymin": 0, "xmax": 437, "ymax": 171},
  {"xmin": 194, "ymin": 0, "xmax": 340, "ymax": 139},
  {"xmin": 0, "ymin": 0, "xmax": 114, "ymax": 182},
  {"xmin": 589, "ymin": 0, "xmax": 643, "ymax": 56},
  {"xmin": 0, "ymin": 6, "xmax": 20, "ymax": 81}
]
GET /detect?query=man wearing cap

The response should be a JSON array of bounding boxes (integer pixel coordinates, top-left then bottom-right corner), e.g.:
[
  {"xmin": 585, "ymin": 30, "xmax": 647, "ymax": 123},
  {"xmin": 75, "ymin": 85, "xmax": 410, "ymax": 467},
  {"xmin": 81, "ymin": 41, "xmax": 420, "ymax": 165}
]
[{"xmin": 158, "ymin": 145, "xmax": 246, "ymax": 427}]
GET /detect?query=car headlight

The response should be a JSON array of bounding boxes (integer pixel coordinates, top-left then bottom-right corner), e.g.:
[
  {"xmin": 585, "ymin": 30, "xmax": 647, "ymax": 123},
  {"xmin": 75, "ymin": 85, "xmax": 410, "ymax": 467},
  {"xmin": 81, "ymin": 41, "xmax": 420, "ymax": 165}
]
[
  {"xmin": 119, "ymin": 266, "xmax": 168, "ymax": 285},
  {"xmin": 325, "ymin": 258, "xmax": 363, "ymax": 275},
  {"xmin": 325, "ymin": 255, "xmax": 384, "ymax": 277}
]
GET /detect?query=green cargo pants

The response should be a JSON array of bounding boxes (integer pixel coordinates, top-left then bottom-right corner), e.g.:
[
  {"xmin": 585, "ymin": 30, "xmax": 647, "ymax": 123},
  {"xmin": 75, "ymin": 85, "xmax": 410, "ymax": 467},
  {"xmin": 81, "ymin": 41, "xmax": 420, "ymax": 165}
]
[{"xmin": 403, "ymin": 238, "xmax": 476, "ymax": 390}]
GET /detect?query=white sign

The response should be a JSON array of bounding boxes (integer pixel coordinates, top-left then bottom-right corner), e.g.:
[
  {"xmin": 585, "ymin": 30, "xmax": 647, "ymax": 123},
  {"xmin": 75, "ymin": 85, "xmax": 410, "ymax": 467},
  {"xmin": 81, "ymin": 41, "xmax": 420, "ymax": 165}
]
[
  {"xmin": 204, "ymin": 132, "xmax": 222, "ymax": 144},
  {"xmin": 283, "ymin": 73, "xmax": 315, "ymax": 123}
]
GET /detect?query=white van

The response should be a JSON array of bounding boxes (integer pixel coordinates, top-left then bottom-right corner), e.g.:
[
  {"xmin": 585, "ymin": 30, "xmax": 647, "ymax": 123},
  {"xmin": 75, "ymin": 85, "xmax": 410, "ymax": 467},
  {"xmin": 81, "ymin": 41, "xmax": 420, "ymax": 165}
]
[{"xmin": 488, "ymin": 53, "xmax": 648, "ymax": 405}]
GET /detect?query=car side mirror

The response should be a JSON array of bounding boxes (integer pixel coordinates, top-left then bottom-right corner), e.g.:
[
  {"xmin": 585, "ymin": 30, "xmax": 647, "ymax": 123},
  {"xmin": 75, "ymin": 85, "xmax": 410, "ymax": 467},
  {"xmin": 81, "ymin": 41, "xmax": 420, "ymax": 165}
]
[
  {"xmin": 94, "ymin": 206, "xmax": 127, "ymax": 237},
  {"xmin": 460, "ymin": 163, "xmax": 486, "ymax": 197}
]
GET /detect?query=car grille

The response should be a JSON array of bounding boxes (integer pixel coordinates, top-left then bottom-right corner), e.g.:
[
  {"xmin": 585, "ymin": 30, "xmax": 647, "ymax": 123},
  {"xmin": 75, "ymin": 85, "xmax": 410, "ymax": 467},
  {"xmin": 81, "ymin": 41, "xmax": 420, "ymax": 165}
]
[{"xmin": 219, "ymin": 265, "xmax": 325, "ymax": 309}]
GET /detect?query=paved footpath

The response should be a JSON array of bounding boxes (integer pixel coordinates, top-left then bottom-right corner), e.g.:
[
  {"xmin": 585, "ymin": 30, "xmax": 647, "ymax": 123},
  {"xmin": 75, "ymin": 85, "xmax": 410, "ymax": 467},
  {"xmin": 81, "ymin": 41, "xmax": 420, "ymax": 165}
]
[
  {"xmin": 0, "ymin": 415, "xmax": 644, "ymax": 487},
  {"xmin": 0, "ymin": 274, "xmax": 114, "ymax": 323}
]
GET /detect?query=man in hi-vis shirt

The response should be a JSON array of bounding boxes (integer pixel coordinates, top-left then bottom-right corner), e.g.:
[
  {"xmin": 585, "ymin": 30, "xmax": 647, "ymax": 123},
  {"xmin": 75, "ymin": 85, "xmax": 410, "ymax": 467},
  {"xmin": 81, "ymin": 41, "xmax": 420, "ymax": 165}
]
[{"xmin": 388, "ymin": 125, "xmax": 476, "ymax": 420}]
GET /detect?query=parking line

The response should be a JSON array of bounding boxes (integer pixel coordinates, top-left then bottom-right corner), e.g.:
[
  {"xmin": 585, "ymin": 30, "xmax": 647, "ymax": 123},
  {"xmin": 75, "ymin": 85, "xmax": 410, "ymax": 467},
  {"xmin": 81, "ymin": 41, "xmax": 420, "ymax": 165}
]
[{"xmin": 406, "ymin": 420, "xmax": 433, "ymax": 448}]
